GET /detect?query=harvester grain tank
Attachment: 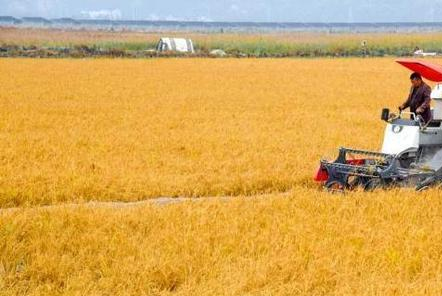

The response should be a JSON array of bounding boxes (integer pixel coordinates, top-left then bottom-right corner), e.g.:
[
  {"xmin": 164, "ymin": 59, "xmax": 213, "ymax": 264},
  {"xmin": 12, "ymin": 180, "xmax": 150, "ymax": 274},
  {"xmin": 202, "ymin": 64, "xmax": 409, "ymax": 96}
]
[{"xmin": 315, "ymin": 59, "xmax": 442, "ymax": 191}]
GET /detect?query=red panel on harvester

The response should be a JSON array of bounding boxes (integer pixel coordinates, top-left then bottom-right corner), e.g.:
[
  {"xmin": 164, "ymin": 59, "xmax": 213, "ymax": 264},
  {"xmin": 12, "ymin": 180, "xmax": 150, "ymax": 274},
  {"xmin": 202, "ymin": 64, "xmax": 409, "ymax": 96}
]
[{"xmin": 396, "ymin": 59, "xmax": 442, "ymax": 82}]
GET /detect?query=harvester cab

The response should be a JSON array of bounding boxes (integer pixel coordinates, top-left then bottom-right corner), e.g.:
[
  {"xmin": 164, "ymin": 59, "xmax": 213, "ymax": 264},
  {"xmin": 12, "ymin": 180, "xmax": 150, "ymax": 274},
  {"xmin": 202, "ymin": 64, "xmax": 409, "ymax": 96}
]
[{"xmin": 315, "ymin": 59, "xmax": 442, "ymax": 191}]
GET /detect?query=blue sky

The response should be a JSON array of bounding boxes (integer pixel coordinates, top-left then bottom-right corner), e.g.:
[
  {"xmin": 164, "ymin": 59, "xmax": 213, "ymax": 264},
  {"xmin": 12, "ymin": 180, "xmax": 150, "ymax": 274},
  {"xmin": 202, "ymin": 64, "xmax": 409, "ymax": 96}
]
[{"xmin": 2, "ymin": 0, "xmax": 442, "ymax": 22}]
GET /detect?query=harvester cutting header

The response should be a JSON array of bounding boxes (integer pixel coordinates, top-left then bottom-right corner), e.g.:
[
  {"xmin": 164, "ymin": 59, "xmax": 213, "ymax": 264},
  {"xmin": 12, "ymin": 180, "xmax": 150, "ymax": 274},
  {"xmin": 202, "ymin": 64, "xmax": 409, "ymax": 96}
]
[{"xmin": 315, "ymin": 59, "xmax": 442, "ymax": 191}]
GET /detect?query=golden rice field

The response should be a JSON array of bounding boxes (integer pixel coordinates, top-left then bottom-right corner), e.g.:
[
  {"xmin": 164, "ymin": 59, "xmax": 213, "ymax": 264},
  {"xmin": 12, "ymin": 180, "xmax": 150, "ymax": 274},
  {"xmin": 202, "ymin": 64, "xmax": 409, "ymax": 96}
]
[
  {"xmin": 3, "ymin": 193, "xmax": 442, "ymax": 296},
  {"xmin": 0, "ymin": 57, "xmax": 419, "ymax": 207},
  {"xmin": 2, "ymin": 58, "xmax": 442, "ymax": 295}
]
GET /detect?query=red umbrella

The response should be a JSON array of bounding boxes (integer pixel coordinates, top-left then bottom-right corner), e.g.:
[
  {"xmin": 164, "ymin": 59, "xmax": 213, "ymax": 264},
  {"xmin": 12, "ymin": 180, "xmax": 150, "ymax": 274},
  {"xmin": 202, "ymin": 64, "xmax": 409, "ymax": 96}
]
[{"xmin": 396, "ymin": 59, "xmax": 442, "ymax": 82}]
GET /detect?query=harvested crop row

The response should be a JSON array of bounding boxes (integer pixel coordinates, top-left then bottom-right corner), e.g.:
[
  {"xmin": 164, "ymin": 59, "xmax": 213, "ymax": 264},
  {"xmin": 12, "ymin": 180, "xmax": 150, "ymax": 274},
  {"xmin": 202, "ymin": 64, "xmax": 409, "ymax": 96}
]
[{"xmin": 2, "ymin": 190, "xmax": 442, "ymax": 295}]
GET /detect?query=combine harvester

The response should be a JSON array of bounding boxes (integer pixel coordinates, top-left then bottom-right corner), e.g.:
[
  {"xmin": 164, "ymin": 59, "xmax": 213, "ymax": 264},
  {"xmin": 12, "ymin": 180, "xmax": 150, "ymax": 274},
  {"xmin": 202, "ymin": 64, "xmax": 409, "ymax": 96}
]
[{"xmin": 315, "ymin": 59, "xmax": 442, "ymax": 192}]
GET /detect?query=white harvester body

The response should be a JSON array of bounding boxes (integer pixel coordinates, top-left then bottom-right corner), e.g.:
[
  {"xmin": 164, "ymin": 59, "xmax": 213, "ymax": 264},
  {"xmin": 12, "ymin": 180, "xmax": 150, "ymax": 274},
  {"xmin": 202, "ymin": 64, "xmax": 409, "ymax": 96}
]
[
  {"xmin": 381, "ymin": 81, "xmax": 442, "ymax": 162},
  {"xmin": 381, "ymin": 123, "xmax": 420, "ymax": 155}
]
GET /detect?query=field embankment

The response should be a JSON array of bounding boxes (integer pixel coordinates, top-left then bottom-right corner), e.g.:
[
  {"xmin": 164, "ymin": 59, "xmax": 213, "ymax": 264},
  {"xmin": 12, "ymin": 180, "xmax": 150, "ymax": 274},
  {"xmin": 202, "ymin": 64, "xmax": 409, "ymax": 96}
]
[{"xmin": 2, "ymin": 27, "xmax": 442, "ymax": 57}]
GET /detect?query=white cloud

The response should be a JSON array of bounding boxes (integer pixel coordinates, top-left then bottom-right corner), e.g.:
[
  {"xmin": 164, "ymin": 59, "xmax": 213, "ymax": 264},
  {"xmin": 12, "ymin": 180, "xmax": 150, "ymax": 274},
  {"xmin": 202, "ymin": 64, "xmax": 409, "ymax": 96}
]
[
  {"xmin": 195, "ymin": 16, "xmax": 212, "ymax": 22},
  {"xmin": 147, "ymin": 13, "xmax": 212, "ymax": 22},
  {"xmin": 4, "ymin": 0, "xmax": 63, "ymax": 17},
  {"xmin": 230, "ymin": 4, "xmax": 239, "ymax": 12},
  {"xmin": 7, "ymin": 1, "xmax": 28, "ymax": 15},
  {"xmin": 80, "ymin": 9, "xmax": 122, "ymax": 20},
  {"xmin": 228, "ymin": 3, "xmax": 248, "ymax": 17},
  {"xmin": 36, "ymin": 0, "xmax": 57, "ymax": 15},
  {"xmin": 147, "ymin": 13, "xmax": 181, "ymax": 21}
]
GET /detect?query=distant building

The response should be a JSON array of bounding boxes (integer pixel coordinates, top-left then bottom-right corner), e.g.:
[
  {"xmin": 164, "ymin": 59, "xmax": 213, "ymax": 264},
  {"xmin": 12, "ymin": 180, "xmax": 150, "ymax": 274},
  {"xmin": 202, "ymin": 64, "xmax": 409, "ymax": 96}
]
[
  {"xmin": 51, "ymin": 18, "xmax": 79, "ymax": 26},
  {"xmin": 21, "ymin": 17, "xmax": 52, "ymax": 26},
  {"xmin": 0, "ymin": 16, "xmax": 21, "ymax": 25}
]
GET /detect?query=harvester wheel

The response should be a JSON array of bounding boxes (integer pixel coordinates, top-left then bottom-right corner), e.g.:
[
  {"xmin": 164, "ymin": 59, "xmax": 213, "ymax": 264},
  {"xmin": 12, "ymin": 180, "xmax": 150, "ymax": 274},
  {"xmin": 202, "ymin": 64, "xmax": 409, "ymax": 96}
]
[
  {"xmin": 416, "ymin": 185, "xmax": 430, "ymax": 192},
  {"xmin": 416, "ymin": 181, "xmax": 442, "ymax": 192},
  {"xmin": 347, "ymin": 176, "xmax": 362, "ymax": 189},
  {"xmin": 363, "ymin": 178, "xmax": 384, "ymax": 191},
  {"xmin": 325, "ymin": 181, "xmax": 346, "ymax": 193}
]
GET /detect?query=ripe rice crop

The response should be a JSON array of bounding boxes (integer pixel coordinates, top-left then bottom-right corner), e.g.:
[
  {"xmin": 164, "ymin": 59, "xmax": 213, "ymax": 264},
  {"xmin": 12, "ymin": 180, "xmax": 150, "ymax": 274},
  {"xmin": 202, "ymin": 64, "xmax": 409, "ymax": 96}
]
[
  {"xmin": 1, "ymin": 57, "xmax": 439, "ymax": 207},
  {"xmin": 3, "ymin": 191, "xmax": 442, "ymax": 295},
  {"xmin": 2, "ymin": 58, "xmax": 442, "ymax": 295}
]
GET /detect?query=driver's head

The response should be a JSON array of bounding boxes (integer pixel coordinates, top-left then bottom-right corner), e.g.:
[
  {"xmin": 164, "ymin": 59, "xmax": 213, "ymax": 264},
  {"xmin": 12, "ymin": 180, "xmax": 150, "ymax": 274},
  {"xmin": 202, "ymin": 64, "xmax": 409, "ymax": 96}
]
[{"xmin": 410, "ymin": 72, "xmax": 423, "ymax": 88}]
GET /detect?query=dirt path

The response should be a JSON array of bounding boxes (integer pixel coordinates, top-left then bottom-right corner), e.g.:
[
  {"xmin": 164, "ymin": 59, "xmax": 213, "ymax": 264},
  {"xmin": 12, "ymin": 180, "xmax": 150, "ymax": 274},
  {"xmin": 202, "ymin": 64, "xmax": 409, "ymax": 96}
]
[
  {"xmin": 0, "ymin": 197, "xmax": 210, "ymax": 214},
  {"xmin": 0, "ymin": 192, "xmax": 291, "ymax": 214}
]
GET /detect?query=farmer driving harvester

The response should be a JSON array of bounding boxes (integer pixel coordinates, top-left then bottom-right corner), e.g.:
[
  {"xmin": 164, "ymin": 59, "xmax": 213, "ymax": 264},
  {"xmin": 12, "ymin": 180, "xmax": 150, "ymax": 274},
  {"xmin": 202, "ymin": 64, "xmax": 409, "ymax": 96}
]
[
  {"xmin": 399, "ymin": 72, "xmax": 432, "ymax": 123},
  {"xmin": 314, "ymin": 59, "xmax": 442, "ymax": 191}
]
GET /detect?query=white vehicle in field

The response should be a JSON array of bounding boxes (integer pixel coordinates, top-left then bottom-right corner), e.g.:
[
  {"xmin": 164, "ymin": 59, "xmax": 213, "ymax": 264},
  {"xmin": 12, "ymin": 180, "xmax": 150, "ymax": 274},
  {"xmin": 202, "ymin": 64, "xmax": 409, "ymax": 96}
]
[
  {"xmin": 156, "ymin": 38, "xmax": 194, "ymax": 53},
  {"xmin": 315, "ymin": 59, "xmax": 442, "ymax": 191},
  {"xmin": 414, "ymin": 49, "xmax": 437, "ymax": 57}
]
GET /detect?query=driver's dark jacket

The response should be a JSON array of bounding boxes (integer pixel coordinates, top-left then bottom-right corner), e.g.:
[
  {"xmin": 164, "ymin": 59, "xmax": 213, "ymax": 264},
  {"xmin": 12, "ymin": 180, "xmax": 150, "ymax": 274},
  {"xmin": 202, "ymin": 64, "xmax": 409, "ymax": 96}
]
[{"xmin": 402, "ymin": 82, "xmax": 432, "ymax": 123}]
